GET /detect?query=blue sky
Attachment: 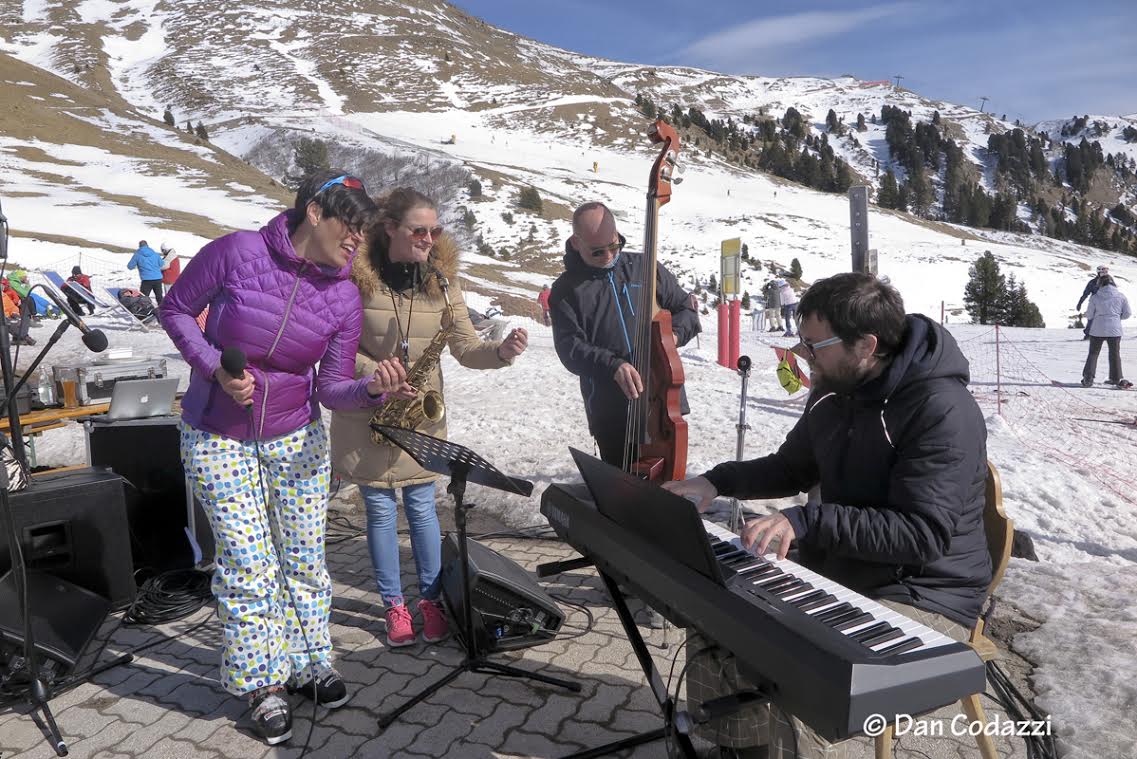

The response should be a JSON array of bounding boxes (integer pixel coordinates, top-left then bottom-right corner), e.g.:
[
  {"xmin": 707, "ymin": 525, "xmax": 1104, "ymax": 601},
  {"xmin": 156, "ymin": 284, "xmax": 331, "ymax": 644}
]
[{"xmin": 453, "ymin": 1, "xmax": 1136, "ymax": 124}]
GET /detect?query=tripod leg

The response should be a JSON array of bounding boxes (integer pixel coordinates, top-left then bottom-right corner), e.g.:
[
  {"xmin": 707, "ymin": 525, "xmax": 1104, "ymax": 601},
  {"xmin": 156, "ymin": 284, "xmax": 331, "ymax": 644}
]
[
  {"xmin": 472, "ymin": 660, "xmax": 581, "ymax": 692},
  {"xmin": 28, "ymin": 699, "xmax": 68, "ymax": 757},
  {"xmin": 558, "ymin": 727, "xmax": 666, "ymax": 759},
  {"xmin": 377, "ymin": 665, "xmax": 466, "ymax": 730}
]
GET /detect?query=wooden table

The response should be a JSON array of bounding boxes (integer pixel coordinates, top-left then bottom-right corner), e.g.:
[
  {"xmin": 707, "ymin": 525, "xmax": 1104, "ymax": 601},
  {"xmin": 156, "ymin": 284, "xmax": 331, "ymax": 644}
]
[
  {"xmin": 0, "ymin": 403, "xmax": 112, "ymax": 467},
  {"xmin": 0, "ymin": 402, "xmax": 112, "ymax": 433}
]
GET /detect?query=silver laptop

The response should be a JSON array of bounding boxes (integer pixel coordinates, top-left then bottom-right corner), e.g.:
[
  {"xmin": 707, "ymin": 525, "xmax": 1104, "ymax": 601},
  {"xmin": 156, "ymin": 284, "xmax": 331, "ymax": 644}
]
[{"xmin": 105, "ymin": 378, "xmax": 179, "ymax": 421}]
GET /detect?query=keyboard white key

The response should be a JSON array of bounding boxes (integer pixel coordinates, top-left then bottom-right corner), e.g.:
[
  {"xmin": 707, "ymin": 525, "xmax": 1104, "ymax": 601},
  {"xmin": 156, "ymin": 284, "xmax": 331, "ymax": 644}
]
[{"xmin": 703, "ymin": 519, "xmax": 955, "ymax": 653}]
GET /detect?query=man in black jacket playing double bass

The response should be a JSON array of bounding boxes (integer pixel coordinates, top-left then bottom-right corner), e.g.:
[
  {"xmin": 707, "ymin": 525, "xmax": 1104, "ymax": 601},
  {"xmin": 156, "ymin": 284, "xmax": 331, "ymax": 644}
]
[
  {"xmin": 665, "ymin": 272, "xmax": 992, "ymax": 758},
  {"xmin": 549, "ymin": 201, "xmax": 700, "ymax": 465}
]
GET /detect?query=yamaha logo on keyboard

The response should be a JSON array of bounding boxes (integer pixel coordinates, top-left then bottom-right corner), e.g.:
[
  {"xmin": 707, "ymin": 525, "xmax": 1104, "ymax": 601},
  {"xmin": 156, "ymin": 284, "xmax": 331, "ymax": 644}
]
[{"xmin": 545, "ymin": 503, "xmax": 570, "ymax": 531}]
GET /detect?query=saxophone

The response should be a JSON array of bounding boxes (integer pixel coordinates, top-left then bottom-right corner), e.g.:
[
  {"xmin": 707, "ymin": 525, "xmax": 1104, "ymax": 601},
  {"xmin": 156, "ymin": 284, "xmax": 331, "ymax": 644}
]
[{"xmin": 369, "ymin": 271, "xmax": 454, "ymax": 446}]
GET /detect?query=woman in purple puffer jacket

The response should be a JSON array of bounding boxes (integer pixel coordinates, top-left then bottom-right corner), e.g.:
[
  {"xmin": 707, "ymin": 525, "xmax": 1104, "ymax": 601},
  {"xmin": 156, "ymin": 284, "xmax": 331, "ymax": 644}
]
[{"xmin": 160, "ymin": 171, "xmax": 414, "ymax": 745}]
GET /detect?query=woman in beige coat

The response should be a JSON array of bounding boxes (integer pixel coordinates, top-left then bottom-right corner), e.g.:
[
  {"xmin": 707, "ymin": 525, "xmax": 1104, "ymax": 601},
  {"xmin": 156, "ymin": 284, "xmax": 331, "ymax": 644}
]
[{"xmin": 330, "ymin": 188, "xmax": 527, "ymax": 647}]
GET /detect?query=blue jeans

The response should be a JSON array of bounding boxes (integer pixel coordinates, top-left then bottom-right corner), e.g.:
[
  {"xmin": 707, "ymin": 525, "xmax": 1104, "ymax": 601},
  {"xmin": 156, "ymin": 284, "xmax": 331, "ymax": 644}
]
[{"xmin": 361, "ymin": 482, "xmax": 441, "ymax": 605}]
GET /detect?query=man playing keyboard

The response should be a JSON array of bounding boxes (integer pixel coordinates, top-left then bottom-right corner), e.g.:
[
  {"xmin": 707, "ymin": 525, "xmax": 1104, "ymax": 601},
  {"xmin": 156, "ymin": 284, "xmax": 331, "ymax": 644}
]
[{"xmin": 664, "ymin": 272, "xmax": 992, "ymax": 759}]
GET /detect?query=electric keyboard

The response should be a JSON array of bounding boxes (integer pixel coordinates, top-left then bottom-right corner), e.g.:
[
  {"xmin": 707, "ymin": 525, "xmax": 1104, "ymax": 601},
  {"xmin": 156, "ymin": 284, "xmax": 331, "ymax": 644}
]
[{"xmin": 541, "ymin": 483, "xmax": 986, "ymax": 741}]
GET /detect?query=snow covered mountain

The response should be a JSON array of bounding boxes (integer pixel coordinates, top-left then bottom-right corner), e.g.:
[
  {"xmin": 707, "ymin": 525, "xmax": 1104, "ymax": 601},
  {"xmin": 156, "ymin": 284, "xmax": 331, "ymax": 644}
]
[{"xmin": 1, "ymin": 0, "xmax": 1134, "ymax": 326}]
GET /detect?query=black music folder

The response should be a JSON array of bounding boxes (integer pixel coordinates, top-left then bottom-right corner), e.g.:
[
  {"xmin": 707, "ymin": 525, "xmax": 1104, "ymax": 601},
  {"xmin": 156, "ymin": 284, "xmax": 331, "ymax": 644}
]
[{"xmin": 569, "ymin": 447, "xmax": 729, "ymax": 586}]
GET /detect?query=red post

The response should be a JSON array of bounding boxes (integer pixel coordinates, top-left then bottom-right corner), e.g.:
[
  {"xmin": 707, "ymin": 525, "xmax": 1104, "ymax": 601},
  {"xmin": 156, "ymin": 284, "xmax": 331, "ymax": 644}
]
[
  {"xmin": 728, "ymin": 298, "xmax": 740, "ymax": 370},
  {"xmin": 995, "ymin": 325, "xmax": 1002, "ymax": 417},
  {"xmin": 717, "ymin": 302, "xmax": 729, "ymax": 368},
  {"xmin": 940, "ymin": 300, "xmax": 945, "ymax": 324}
]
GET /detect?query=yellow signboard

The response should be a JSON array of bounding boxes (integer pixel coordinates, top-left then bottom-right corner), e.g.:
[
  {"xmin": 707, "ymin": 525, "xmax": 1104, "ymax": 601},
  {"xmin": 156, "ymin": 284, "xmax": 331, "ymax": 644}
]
[{"xmin": 721, "ymin": 238, "xmax": 741, "ymax": 296}]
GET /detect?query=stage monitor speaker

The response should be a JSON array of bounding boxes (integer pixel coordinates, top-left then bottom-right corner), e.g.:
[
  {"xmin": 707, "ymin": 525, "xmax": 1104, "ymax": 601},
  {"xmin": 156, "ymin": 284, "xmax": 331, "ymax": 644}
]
[
  {"xmin": 85, "ymin": 416, "xmax": 213, "ymax": 575},
  {"xmin": 440, "ymin": 534, "xmax": 564, "ymax": 655},
  {"xmin": 0, "ymin": 467, "xmax": 135, "ymax": 609},
  {"xmin": 0, "ymin": 570, "xmax": 110, "ymax": 685}
]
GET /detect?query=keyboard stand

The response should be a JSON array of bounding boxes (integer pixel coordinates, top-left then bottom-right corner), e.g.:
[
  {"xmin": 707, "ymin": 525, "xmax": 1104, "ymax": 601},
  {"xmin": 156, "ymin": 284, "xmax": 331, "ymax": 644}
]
[{"xmin": 559, "ymin": 571, "xmax": 698, "ymax": 759}]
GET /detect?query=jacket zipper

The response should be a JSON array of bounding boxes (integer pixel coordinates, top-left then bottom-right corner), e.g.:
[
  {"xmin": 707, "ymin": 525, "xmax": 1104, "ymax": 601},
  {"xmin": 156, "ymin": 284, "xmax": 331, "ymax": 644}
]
[
  {"xmin": 607, "ymin": 272, "xmax": 633, "ymax": 354},
  {"xmin": 257, "ymin": 271, "xmax": 303, "ymax": 439}
]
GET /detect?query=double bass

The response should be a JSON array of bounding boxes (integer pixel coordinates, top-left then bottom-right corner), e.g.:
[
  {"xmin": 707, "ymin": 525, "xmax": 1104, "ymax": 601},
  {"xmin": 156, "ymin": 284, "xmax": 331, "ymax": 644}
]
[{"xmin": 622, "ymin": 119, "xmax": 687, "ymax": 482}]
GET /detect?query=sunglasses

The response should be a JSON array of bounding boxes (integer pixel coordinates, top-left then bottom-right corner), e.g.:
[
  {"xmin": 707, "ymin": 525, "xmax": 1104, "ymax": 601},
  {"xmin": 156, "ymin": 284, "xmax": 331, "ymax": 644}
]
[
  {"xmin": 403, "ymin": 224, "xmax": 444, "ymax": 240},
  {"xmin": 315, "ymin": 175, "xmax": 366, "ymax": 195},
  {"xmin": 792, "ymin": 335, "xmax": 843, "ymax": 361},
  {"xmin": 589, "ymin": 241, "xmax": 624, "ymax": 257}
]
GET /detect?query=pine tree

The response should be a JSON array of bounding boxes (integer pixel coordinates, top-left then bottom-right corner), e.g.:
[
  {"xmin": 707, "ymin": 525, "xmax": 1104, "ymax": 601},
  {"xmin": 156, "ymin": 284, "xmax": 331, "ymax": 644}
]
[
  {"xmin": 194, "ymin": 122, "xmax": 209, "ymax": 140},
  {"xmin": 162, "ymin": 107, "xmax": 174, "ymax": 126},
  {"xmin": 518, "ymin": 186, "xmax": 543, "ymax": 212},
  {"xmin": 741, "ymin": 291, "xmax": 751, "ymax": 309},
  {"xmin": 789, "ymin": 258, "xmax": 803, "ymax": 279},
  {"xmin": 963, "ymin": 251, "xmax": 1006, "ymax": 325},
  {"xmin": 709, "ymin": 273, "xmax": 718, "ymax": 293},
  {"xmin": 285, "ymin": 138, "xmax": 330, "ymax": 188},
  {"xmin": 878, "ymin": 170, "xmax": 899, "ymax": 209},
  {"xmin": 856, "ymin": 113, "xmax": 867, "ymax": 132}
]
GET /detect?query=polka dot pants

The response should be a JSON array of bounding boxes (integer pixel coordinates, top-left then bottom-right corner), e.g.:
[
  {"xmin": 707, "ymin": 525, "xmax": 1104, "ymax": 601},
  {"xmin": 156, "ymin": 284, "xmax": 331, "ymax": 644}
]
[{"xmin": 181, "ymin": 420, "xmax": 334, "ymax": 696}]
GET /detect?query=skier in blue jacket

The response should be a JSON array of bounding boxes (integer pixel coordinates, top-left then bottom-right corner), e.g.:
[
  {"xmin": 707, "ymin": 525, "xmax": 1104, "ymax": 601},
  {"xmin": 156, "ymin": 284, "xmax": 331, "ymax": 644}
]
[{"xmin": 128, "ymin": 239, "xmax": 165, "ymax": 304}]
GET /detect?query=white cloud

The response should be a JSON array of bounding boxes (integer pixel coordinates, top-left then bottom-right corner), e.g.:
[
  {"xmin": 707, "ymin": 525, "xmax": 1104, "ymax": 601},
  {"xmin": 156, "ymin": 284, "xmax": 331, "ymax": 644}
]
[{"xmin": 678, "ymin": 3, "xmax": 916, "ymax": 71}]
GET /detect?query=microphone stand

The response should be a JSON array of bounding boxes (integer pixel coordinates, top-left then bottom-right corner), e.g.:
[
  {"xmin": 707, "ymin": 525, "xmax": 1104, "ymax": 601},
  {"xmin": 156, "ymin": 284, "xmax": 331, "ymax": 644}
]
[
  {"xmin": 0, "ymin": 302, "xmax": 67, "ymax": 755},
  {"xmin": 729, "ymin": 355, "xmax": 752, "ymax": 534}
]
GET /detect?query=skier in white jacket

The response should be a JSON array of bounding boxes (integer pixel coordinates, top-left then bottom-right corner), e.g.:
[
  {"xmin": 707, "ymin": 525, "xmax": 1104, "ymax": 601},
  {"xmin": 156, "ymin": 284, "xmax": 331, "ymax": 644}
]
[{"xmin": 1082, "ymin": 275, "xmax": 1131, "ymax": 388}]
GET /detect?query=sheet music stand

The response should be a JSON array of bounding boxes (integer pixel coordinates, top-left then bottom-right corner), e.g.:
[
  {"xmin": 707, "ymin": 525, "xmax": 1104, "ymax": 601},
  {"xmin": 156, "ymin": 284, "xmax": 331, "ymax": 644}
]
[{"xmin": 371, "ymin": 424, "xmax": 581, "ymax": 731}]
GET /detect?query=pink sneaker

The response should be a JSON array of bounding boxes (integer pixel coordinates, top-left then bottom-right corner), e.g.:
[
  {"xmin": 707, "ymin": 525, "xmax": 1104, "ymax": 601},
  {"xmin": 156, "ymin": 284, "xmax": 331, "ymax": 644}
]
[
  {"xmin": 385, "ymin": 603, "xmax": 415, "ymax": 648},
  {"xmin": 418, "ymin": 598, "xmax": 450, "ymax": 643}
]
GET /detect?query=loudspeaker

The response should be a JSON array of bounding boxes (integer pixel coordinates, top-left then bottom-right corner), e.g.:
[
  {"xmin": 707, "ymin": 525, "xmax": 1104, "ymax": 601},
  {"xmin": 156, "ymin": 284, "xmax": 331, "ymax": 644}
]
[
  {"xmin": 440, "ymin": 534, "xmax": 564, "ymax": 654},
  {"xmin": 0, "ymin": 570, "xmax": 110, "ymax": 683},
  {"xmin": 0, "ymin": 467, "xmax": 135, "ymax": 609},
  {"xmin": 85, "ymin": 416, "xmax": 213, "ymax": 574}
]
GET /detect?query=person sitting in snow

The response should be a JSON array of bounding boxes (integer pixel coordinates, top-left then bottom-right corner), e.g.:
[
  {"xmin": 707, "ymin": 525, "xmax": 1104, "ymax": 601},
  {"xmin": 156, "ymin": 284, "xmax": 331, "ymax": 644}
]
[
  {"xmin": 65, "ymin": 265, "xmax": 96, "ymax": 315},
  {"xmin": 664, "ymin": 273, "xmax": 991, "ymax": 759},
  {"xmin": 2, "ymin": 278, "xmax": 33, "ymax": 345}
]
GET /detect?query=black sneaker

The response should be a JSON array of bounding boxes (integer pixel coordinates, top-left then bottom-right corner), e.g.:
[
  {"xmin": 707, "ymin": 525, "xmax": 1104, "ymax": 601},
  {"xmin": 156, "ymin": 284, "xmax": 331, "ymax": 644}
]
[
  {"xmin": 249, "ymin": 687, "xmax": 291, "ymax": 745},
  {"xmin": 288, "ymin": 664, "xmax": 350, "ymax": 708},
  {"xmin": 1081, "ymin": 378, "xmax": 1093, "ymax": 387}
]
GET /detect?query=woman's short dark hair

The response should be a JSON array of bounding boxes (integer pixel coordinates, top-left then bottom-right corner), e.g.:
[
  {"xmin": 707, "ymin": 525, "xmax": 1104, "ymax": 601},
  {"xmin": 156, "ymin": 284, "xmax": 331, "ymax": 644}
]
[
  {"xmin": 293, "ymin": 169, "xmax": 376, "ymax": 234},
  {"xmin": 797, "ymin": 273, "xmax": 907, "ymax": 357}
]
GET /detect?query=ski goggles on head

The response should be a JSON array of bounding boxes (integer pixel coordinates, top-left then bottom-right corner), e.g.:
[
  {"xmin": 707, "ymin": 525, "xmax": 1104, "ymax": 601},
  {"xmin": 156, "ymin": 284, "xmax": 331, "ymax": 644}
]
[{"xmin": 315, "ymin": 175, "xmax": 366, "ymax": 195}]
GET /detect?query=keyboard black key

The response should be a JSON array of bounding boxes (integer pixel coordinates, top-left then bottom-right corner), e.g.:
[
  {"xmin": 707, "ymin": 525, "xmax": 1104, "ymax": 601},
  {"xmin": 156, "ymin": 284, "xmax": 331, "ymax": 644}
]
[
  {"xmin": 875, "ymin": 637, "xmax": 924, "ymax": 656},
  {"xmin": 771, "ymin": 581, "xmax": 810, "ymax": 597},
  {"xmin": 860, "ymin": 627, "xmax": 905, "ymax": 648},
  {"xmin": 849, "ymin": 622, "xmax": 893, "ymax": 643},
  {"xmin": 759, "ymin": 576, "xmax": 798, "ymax": 594},
  {"xmin": 832, "ymin": 613, "xmax": 874, "ymax": 632},
  {"xmin": 813, "ymin": 603, "xmax": 855, "ymax": 623},
  {"xmin": 795, "ymin": 592, "xmax": 836, "ymax": 611}
]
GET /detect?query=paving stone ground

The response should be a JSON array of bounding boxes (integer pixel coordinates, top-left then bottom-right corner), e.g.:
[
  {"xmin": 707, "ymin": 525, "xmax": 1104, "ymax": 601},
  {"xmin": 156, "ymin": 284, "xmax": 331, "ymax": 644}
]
[{"xmin": 0, "ymin": 494, "xmax": 1035, "ymax": 759}]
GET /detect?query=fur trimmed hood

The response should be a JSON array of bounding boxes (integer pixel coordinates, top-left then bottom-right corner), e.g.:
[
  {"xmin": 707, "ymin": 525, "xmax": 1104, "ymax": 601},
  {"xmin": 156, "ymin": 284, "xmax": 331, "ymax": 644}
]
[{"xmin": 352, "ymin": 233, "xmax": 461, "ymax": 300}]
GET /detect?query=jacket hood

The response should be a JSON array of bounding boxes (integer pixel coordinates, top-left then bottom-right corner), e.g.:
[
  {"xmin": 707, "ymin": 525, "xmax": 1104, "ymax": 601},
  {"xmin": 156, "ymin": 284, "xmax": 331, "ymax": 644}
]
[
  {"xmin": 858, "ymin": 314, "xmax": 970, "ymax": 401},
  {"xmin": 352, "ymin": 233, "xmax": 460, "ymax": 300},
  {"xmin": 562, "ymin": 233, "xmax": 629, "ymax": 275},
  {"xmin": 262, "ymin": 210, "xmax": 355, "ymax": 282}
]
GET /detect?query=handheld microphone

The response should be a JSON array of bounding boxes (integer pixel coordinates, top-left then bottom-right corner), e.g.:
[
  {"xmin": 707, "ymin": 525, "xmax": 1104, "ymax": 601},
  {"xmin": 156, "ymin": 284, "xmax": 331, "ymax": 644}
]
[
  {"xmin": 220, "ymin": 346, "xmax": 252, "ymax": 411},
  {"xmin": 36, "ymin": 285, "xmax": 109, "ymax": 352}
]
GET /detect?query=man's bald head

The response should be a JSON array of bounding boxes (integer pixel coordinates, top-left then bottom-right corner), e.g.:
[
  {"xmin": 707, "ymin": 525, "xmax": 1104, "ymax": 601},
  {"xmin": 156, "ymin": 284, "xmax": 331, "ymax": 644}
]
[{"xmin": 570, "ymin": 202, "xmax": 622, "ymax": 269}]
